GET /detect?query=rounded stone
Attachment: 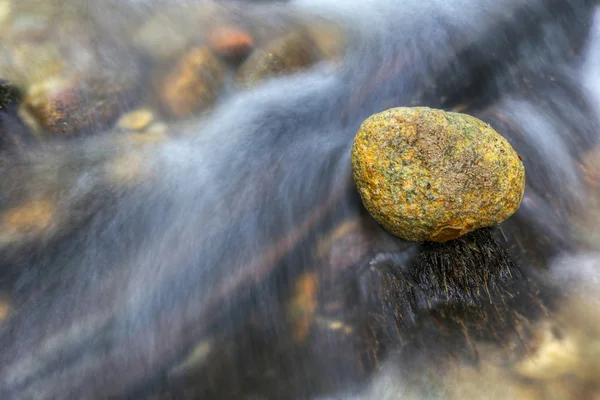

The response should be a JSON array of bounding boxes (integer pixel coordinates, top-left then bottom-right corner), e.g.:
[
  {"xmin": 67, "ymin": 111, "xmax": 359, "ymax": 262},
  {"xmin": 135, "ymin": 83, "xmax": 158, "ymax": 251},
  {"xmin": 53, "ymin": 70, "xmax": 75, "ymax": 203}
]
[
  {"xmin": 351, "ymin": 107, "xmax": 525, "ymax": 242},
  {"xmin": 207, "ymin": 26, "xmax": 254, "ymax": 63},
  {"xmin": 24, "ymin": 73, "xmax": 139, "ymax": 138},
  {"xmin": 236, "ymin": 30, "xmax": 320, "ymax": 88}
]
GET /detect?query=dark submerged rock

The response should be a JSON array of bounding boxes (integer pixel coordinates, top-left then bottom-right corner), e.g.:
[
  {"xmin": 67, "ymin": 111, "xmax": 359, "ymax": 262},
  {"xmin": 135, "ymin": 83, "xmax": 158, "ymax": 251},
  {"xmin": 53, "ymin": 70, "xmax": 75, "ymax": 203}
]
[{"xmin": 0, "ymin": 79, "xmax": 36, "ymax": 151}]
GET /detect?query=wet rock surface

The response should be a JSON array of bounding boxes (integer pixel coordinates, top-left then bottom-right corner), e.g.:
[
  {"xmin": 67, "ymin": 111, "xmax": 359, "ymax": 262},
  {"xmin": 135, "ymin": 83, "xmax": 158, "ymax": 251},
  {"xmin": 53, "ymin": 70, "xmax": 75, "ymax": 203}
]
[
  {"xmin": 1, "ymin": 13, "xmax": 143, "ymax": 138},
  {"xmin": 237, "ymin": 27, "xmax": 343, "ymax": 88},
  {"xmin": 352, "ymin": 107, "xmax": 526, "ymax": 242},
  {"xmin": 24, "ymin": 72, "xmax": 140, "ymax": 137},
  {"xmin": 207, "ymin": 25, "xmax": 255, "ymax": 63},
  {"xmin": 0, "ymin": 1, "xmax": 347, "ymax": 138},
  {"xmin": 158, "ymin": 46, "xmax": 225, "ymax": 118}
]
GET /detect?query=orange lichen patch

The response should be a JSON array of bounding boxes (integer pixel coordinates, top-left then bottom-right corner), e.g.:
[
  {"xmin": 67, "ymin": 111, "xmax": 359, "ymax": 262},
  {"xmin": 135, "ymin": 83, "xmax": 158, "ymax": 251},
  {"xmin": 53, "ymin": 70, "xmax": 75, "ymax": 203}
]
[
  {"xmin": 0, "ymin": 198, "xmax": 55, "ymax": 244},
  {"xmin": 117, "ymin": 109, "xmax": 154, "ymax": 132},
  {"xmin": 287, "ymin": 272, "xmax": 320, "ymax": 342},
  {"xmin": 160, "ymin": 46, "xmax": 225, "ymax": 118},
  {"xmin": 207, "ymin": 26, "xmax": 254, "ymax": 62},
  {"xmin": 107, "ymin": 152, "xmax": 147, "ymax": 185},
  {"xmin": 351, "ymin": 107, "xmax": 525, "ymax": 242}
]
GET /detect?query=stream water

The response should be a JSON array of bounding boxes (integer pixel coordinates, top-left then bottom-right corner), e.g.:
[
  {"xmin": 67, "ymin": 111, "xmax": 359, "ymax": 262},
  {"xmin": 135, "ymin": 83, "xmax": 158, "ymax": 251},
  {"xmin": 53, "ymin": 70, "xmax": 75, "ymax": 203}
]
[{"xmin": 0, "ymin": 0, "xmax": 600, "ymax": 398}]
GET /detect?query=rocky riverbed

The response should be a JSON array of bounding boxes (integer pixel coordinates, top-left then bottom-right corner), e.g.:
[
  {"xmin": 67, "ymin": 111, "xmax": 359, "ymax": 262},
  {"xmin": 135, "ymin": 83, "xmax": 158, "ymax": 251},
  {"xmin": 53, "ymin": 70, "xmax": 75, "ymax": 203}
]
[{"xmin": 0, "ymin": 0, "xmax": 346, "ymax": 145}]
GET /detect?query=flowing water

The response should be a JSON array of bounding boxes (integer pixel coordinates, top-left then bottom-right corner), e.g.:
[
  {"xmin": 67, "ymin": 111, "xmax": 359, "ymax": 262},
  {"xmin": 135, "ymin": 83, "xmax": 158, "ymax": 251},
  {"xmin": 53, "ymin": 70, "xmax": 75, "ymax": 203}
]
[{"xmin": 0, "ymin": 0, "xmax": 600, "ymax": 398}]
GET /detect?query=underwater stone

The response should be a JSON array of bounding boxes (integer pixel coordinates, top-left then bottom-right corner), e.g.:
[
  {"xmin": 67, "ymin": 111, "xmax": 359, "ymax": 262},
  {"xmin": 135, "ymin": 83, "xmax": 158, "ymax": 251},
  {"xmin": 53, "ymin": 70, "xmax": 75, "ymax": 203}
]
[
  {"xmin": 351, "ymin": 107, "xmax": 525, "ymax": 242},
  {"xmin": 25, "ymin": 73, "xmax": 140, "ymax": 137},
  {"xmin": 117, "ymin": 108, "xmax": 154, "ymax": 132},
  {"xmin": 207, "ymin": 25, "xmax": 254, "ymax": 63},
  {"xmin": 159, "ymin": 46, "xmax": 225, "ymax": 118},
  {"xmin": 236, "ymin": 30, "xmax": 322, "ymax": 88}
]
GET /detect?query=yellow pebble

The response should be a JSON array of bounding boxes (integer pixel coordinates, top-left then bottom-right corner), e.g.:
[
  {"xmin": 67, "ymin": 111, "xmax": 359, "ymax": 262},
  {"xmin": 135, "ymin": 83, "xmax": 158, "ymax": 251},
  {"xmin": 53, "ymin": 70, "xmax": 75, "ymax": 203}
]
[
  {"xmin": 352, "ymin": 107, "xmax": 525, "ymax": 242},
  {"xmin": 117, "ymin": 109, "xmax": 155, "ymax": 132},
  {"xmin": 0, "ymin": 199, "xmax": 55, "ymax": 245}
]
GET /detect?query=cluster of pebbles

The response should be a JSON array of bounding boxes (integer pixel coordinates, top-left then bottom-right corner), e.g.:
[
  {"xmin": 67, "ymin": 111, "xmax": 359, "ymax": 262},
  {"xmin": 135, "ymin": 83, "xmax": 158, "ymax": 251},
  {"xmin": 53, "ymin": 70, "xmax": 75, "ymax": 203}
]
[{"xmin": 0, "ymin": 0, "xmax": 346, "ymax": 145}]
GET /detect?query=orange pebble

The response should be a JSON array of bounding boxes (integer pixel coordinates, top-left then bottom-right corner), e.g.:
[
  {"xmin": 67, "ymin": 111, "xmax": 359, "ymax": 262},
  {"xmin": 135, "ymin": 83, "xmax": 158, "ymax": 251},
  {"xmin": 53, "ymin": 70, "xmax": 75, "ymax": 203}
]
[
  {"xmin": 0, "ymin": 199, "xmax": 56, "ymax": 246},
  {"xmin": 207, "ymin": 26, "xmax": 254, "ymax": 62},
  {"xmin": 288, "ymin": 272, "xmax": 320, "ymax": 342}
]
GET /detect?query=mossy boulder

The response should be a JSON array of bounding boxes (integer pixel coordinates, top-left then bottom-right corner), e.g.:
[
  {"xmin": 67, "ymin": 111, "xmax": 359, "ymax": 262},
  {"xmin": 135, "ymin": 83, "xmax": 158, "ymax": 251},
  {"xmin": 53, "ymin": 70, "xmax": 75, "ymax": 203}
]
[{"xmin": 351, "ymin": 107, "xmax": 525, "ymax": 242}]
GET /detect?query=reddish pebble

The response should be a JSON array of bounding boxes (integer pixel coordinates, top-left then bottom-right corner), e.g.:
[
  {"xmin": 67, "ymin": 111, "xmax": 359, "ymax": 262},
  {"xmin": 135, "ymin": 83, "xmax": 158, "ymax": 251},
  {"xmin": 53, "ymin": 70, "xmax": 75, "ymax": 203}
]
[{"xmin": 207, "ymin": 26, "xmax": 254, "ymax": 62}]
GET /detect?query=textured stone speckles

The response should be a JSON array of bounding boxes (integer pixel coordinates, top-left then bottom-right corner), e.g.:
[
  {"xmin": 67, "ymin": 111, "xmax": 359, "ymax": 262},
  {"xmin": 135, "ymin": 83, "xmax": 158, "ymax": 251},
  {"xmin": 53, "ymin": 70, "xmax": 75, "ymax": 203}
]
[
  {"xmin": 351, "ymin": 107, "xmax": 525, "ymax": 242},
  {"xmin": 24, "ymin": 72, "xmax": 140, "ymax": 138}
]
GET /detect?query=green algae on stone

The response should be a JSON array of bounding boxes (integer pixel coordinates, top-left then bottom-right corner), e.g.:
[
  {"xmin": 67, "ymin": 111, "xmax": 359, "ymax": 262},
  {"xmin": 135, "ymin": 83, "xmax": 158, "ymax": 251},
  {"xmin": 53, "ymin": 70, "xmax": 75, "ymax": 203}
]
[{"xmin": 351, "ymin": 107, "xmax": 525, "ymax": 242}]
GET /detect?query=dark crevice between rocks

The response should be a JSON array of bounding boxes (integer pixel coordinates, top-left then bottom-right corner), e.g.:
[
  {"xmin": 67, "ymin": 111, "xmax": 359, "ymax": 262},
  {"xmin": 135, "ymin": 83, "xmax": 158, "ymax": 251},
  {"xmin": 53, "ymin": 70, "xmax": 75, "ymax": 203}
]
[{"xmin": 0, "ymin": 80, "xmax": 37, "ymax": 153}]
